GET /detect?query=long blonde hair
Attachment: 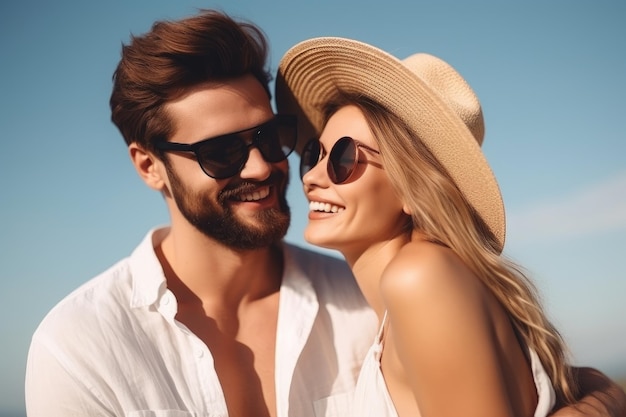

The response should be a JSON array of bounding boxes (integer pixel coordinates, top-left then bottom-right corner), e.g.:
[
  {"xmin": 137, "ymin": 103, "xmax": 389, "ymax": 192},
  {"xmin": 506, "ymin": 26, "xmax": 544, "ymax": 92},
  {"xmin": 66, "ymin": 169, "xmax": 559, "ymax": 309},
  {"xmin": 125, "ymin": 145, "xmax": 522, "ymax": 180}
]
[{"xmin": 322, "ymin": 92, "xmax": 579, "ymax": 405}]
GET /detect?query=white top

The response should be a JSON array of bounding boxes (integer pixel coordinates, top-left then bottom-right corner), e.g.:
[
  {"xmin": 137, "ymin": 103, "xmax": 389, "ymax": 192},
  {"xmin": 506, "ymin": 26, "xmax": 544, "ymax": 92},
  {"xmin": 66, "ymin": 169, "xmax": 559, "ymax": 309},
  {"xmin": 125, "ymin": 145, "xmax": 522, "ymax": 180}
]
[
  {"xmin": 25, "ymin": 227, "xmax": 377, "ymax": 417},
  {"xmin": 351, "ymin": 311, "xmax": 556, "ymax": 417}
]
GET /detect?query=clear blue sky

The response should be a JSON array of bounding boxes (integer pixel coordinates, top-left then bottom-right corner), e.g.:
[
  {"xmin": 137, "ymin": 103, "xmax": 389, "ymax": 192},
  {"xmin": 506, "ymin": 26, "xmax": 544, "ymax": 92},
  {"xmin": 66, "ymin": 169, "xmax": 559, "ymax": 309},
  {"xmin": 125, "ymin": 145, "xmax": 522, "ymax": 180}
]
[{"xmin": 1, "ymin": 1, "xmax": 625, "ymax": 415}]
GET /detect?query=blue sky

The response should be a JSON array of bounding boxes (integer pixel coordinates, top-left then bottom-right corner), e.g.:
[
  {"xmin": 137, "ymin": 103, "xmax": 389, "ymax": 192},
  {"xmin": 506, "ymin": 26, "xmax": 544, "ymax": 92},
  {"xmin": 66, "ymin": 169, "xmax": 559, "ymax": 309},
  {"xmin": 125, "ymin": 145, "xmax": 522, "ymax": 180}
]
[{"xmin": 1, "ymin": 1, "xmax": 625, "ymax": 415}]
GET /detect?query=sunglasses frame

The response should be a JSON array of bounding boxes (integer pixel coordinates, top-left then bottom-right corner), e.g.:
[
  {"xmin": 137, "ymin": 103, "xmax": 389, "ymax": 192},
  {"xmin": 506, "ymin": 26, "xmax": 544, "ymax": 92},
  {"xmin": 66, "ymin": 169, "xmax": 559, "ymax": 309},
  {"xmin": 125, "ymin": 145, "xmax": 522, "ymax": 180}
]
[
  {"xmin": 155, "ymin": 114, "xmax": 297, "ymax": 179},
  {"xmin": 300, "ymin": 136, "xmax": 380, "ymax": 184}
]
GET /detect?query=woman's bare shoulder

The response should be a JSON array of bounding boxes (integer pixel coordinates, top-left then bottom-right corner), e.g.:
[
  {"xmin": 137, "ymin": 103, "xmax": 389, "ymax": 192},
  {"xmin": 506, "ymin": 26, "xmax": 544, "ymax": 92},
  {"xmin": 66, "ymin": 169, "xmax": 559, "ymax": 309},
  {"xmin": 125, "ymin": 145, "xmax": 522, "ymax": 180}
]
[{"xmin": 380, "ymin": 239, "xmax": 482, "ymax": 304}]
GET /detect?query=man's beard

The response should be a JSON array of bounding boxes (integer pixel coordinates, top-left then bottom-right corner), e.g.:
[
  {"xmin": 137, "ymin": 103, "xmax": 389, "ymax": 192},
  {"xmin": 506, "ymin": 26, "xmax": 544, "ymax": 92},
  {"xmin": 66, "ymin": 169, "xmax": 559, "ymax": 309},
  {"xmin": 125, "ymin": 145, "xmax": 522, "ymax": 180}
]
[{"xmin": 167, "ymin": 167, "xmax": 291, "ymax": 250}]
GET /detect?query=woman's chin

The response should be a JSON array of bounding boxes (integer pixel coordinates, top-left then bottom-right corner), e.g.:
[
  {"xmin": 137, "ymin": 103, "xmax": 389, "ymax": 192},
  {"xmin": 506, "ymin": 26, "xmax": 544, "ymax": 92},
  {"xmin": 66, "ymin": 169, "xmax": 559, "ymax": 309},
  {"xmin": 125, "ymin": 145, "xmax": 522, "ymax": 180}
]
[{"xmin": 304, "ymin": 229, "xmax": 340, "ymax": 251}]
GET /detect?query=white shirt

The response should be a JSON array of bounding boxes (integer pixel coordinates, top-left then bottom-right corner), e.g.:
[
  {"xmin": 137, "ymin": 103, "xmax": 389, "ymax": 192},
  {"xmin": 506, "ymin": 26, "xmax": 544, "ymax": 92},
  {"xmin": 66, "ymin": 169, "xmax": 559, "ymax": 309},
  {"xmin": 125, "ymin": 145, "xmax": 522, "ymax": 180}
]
[{"xmin": 25, "ymin": 227, "xmax": 377, "ymax": 417}]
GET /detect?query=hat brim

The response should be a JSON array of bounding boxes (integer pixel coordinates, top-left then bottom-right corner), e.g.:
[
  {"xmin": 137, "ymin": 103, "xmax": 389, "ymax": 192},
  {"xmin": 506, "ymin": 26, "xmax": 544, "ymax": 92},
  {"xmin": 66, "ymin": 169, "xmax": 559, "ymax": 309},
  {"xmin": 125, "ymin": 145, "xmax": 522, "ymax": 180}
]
[{"xmin": 276, "ymin": 37, "xmax": 505, "ymax": 249}]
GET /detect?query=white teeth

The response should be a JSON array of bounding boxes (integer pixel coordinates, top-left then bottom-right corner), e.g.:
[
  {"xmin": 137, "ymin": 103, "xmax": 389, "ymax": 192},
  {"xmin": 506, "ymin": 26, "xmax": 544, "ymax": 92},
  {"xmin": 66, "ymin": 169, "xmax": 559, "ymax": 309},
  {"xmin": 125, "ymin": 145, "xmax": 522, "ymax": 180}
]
[
  {"xmin": 238, "ymin": 187, "xmax": 270, "ymax": 201},
  {"xmin": 309, "ymin": 201, "xmax": 344, "ymax": 213}
]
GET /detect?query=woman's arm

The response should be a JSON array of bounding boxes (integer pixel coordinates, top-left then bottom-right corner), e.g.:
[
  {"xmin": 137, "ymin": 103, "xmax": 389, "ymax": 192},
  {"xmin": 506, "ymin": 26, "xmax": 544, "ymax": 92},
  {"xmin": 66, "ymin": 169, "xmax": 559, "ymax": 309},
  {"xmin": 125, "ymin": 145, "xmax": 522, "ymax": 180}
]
[{"xmin": 550, "ymin": 367, "xmax": 626, "ymax": 417}]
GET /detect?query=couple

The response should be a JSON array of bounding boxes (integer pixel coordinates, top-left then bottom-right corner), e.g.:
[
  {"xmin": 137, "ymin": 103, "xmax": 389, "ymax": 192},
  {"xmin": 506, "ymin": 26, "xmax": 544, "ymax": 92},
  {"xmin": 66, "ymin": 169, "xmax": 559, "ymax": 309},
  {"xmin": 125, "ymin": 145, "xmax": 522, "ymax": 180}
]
[{"xmin": 25, "ymin": 9, "xmax": 625, "ymax": 417}]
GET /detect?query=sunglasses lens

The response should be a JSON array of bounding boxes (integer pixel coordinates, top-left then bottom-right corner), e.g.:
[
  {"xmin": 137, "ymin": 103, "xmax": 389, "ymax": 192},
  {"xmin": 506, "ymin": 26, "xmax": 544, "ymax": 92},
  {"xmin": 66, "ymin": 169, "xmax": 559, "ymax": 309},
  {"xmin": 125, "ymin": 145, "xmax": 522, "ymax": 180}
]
[
  {"xmin": 299, "ymin": 139, "xmax": 321, "ymax": 179},
  {"xmin": 256, "ymin": 117, "xmax": 297, "ymax": 162},
  {"xmin": 329, "ymin": 137, "xmax": 357, "ymax": 184},
  {"xmin": 194, "ymin": 116, "xmax": 297, "ymax": 179},
  {"xmin": 196, "ymin": 135, "xmax": 247, "ymax": 179}
]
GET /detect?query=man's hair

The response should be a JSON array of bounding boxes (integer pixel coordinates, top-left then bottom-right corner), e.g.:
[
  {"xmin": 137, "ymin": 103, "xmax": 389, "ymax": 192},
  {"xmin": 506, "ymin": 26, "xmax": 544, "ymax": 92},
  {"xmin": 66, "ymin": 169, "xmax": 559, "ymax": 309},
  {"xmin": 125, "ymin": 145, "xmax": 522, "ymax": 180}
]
[{"xmin": 110, "ymin": 9, "xmax": 271, "ymax": 151}]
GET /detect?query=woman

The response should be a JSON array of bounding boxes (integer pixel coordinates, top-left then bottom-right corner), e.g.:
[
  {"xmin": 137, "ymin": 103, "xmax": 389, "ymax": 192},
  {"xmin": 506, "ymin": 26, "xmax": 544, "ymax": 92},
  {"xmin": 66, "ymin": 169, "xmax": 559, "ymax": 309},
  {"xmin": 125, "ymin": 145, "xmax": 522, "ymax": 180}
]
[{"xmin": 276, "ymin": 37, "xmax": 578, "ymax": 417}]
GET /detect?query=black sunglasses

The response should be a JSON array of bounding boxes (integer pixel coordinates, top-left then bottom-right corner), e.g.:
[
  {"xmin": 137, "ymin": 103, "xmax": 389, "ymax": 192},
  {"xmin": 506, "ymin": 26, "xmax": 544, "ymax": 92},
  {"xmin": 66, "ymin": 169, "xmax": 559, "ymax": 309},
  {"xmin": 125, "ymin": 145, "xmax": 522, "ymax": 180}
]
[
  {"xmin": 155, "ymin": 115, "xmax": 297, "ymax": 179},
  {"xmin": 300, "ymin": 136, "xmax": 380, "ymax": 184}
]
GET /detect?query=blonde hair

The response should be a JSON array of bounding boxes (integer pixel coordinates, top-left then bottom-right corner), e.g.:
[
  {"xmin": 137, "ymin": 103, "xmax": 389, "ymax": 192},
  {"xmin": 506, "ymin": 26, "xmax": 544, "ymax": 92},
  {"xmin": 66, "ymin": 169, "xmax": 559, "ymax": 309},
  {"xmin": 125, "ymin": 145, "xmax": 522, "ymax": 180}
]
[{"xmin": 322, "ymin": 93, "xmax": 579, "ymax": 405}]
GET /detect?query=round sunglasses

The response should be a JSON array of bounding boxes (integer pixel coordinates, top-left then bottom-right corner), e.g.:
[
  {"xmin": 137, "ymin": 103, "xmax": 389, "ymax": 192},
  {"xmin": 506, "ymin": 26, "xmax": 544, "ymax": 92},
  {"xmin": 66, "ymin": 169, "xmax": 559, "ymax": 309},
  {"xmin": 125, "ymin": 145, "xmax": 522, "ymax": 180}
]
[
  {"xmin": 299, "ymin": 136, "xmax": 381, "ymax": 184},
  {"xmin": 155, "ymin": 115, "xmax": 297, "ymax": 179}
]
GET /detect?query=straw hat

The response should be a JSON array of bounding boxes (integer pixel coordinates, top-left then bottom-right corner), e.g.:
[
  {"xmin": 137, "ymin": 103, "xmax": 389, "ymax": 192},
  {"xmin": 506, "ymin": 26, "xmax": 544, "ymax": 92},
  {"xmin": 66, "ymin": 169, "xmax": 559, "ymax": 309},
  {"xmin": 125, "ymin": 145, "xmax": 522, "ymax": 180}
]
[{"xmin": 275, "ymin": 36, "xmax": 505, "ymax": 249}]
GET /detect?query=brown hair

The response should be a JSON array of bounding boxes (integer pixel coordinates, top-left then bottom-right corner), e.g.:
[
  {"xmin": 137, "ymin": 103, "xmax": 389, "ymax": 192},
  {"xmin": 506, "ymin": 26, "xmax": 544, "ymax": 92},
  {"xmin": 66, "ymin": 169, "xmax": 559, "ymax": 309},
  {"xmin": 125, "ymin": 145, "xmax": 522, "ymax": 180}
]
[
  {"xmin": 110, "ymin": 9, "xmax": 271, "ymax": 151},
  {"xmin": 323, "ymin": 92, "xmax": 579, "ymax": 405}
]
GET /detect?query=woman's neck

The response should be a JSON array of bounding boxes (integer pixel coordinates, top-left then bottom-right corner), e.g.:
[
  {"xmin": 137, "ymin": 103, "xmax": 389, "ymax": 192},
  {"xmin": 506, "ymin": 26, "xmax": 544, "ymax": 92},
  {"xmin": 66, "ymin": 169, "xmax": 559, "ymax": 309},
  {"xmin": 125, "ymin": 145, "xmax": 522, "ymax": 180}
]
[{"xmin": 344, "ymin": 233, "xmax": 410, "ymax": 318}]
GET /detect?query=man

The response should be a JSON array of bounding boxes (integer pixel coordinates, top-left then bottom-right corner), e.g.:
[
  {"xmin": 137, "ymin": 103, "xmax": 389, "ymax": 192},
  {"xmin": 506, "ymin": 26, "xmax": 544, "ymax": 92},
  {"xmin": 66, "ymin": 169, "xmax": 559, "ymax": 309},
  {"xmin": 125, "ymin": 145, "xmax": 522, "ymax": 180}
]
[{"xmin": 25, "ymin": 9, "xmax": 625, "ymax": 417}]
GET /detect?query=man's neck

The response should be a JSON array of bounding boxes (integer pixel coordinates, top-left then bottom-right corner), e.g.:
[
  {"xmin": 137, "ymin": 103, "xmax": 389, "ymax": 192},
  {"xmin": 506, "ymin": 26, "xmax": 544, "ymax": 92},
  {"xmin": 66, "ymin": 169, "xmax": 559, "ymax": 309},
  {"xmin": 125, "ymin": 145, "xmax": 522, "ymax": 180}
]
[{"xmin": 156, "ymin": 224, "xmax": 283, "ymax": 309}]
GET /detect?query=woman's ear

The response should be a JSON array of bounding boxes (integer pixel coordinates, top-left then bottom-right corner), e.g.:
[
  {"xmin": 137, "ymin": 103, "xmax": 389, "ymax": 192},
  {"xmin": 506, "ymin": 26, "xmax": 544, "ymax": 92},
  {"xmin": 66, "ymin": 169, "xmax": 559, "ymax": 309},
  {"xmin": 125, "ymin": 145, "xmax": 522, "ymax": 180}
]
[
  {"xmin": 128, "ymin": 143, "xmax": 166, "ymax": 191},
  {"xmin": 402, "ymin": 202, "xmax": 412, "ymax": 216}
]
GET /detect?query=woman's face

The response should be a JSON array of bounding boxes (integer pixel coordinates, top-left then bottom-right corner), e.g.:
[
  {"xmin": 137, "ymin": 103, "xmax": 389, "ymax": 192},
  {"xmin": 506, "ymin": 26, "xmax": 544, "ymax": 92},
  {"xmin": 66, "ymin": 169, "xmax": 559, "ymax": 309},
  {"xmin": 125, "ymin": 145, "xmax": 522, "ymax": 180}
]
[{"xmin": 301, "ymin": 105, "xmax": 409, "ymax": 257}]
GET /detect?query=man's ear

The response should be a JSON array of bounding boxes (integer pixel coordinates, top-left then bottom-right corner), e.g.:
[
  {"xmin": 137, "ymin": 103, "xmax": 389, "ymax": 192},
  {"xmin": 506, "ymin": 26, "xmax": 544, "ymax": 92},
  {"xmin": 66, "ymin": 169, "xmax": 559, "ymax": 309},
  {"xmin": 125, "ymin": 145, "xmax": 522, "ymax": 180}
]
[{"xmin": 128, "ymin": 143, "xmax": 166, "ymax": 191}]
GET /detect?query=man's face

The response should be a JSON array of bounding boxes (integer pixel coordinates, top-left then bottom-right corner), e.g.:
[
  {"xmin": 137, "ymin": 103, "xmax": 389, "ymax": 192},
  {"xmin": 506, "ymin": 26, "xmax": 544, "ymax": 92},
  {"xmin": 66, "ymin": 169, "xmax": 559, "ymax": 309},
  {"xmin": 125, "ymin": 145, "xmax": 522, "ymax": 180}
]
[{"xmin": 161, "ymin": 75, "xmax": 291, "ymax": 250}]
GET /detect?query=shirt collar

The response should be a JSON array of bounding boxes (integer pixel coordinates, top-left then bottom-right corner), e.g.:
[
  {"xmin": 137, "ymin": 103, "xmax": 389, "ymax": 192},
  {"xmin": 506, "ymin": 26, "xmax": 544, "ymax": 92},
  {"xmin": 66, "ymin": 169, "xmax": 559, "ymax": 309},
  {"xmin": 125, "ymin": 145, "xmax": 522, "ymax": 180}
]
[
  {"xmin": 129, "ymin": 227, "xmax": 169, "ymax": 308},
  {"xmin": 127, "ymin": 229, "xmax": 321, "ymax": 314}
]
